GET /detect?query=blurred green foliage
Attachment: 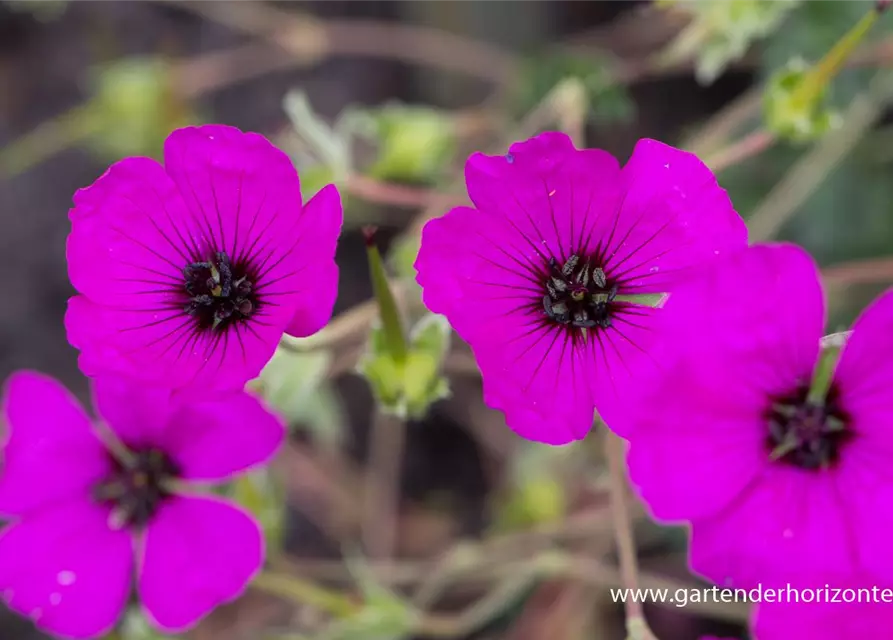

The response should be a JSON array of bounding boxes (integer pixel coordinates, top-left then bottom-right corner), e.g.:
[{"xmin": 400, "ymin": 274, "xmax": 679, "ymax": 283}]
[
  {"xmin": 492, "ymin": 443, "xmax": 571, "ymax": 532},
  {"xmin": 364, "ymin": 104, "xmax": 456, "ymax": 185},
  {"xmin": 3, "ymin": 0, "xmax": 67, "ymax": 21},
  {"xmin": 87, "ymin": 57, "xmax": 197, "ymax": 160},
  {"xmin": 763, "ymin": 58, "xmax": 841, "ymax": 143},
  {"xmin": 513, "ymin": 52, "xmax": 635, "ymax": 125},
  {"xmin": 118, "ymin": 607, "xmax": 180, "ymax": 640},
  {"xmin": 659, "ymin": 0, "xmax": 803, "ymax": 84},
  {"xmin": 230, "ymin": 468, "xmax": 287, "ymax": 555},
  {"xmin": 253, "ymin": 346, "xmax": 346, "ymax": 450},
  {"xmin": 359, "ymin": 313, "xmax": 452, "ymax": 421}
]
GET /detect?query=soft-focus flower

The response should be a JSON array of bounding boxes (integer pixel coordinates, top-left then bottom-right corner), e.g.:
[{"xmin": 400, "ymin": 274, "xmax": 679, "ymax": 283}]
[
  {"xmin": 754, "ymin": 582, "xmax": 893, "ymax": 640},
  {"xmin": 414, "ymin": 131, "xmax": 746, "ymax": 444},
  {"xmin": 65, "ymin": 124, "xmax": 343, "ymax": 391},
  {"xmin": 626, "ymin": 243, "xmax": 893, "ymax": 590},
  {"xmin": 0, "ymin": 371, "xmax": 285, "ymax": 638}
]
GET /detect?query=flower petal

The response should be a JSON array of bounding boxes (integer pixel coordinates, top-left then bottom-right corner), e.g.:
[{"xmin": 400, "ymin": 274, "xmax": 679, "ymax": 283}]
[
  {"xmin": 834, "ymin": 288, "xmax": 893, "ymax": 447},
  {"xmin": 464, "ymin": 134, "xmax": 623, "ymax": 267},
  {"xmin": 465, "ymin": 131, "xmax": 577, "ymax": 186},
  {"xmin": 604, "ymin": 139, "xmax": 747, "ymax": 295},
  {"xmin": 688, "ymin": 467, "xmax": 857, "ymax": 591},
  {"xmin": 161, "ymin": 390, "xmax": 285, "ymax": 481},
  {"xmin": 66, "ymin": 156, "xmax": 201, "ymax": 307},
  {"xmin": 68, "ymin": 125, "xmax": 318, "ymax": 392},
  {"xmin": 625, "ymin": 364, "xmax": 767, "ymax": 522},
  {"xmin": 163, "ymin": 124, "xmax": 301, "ymax": 275},
  {"xmin": 284, "ymin": 183, "xmax": 343, "ymax": 338},
  {"xmin": 0, "ymin": 371, "xmax": 109, "ymax": 517},
  {"xmin": 754, "ymin": 592, "xmax": 892, "ymax": 640},
  {"xmin": 65, "ymin": 292, "xmax": 283, "ymax": 392},
  {"xmin": 0, "ymin": 500, "xmax": 133, "ymax": 639},
  {"xmin": 139, "ymin": 496, "xmax": 263, "ymax": 633},
  {"xmin": 90, "ymin": 375, "xmax": 176, "ymax": 450},
  {"xmin": 415, "ymin": 202, "xmax": 596, "ymax": 444}
]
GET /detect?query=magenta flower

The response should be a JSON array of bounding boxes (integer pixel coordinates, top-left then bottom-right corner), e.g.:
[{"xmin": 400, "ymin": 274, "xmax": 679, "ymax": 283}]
[
  {"xmin": 65, "ymin": 124, "xmax": 342, "ymax": 391},
  {"xmin": 625, "ymin": 243, "xmax": 893, "ymax": 591},
  {"xmin": 754, "ymin": 583, "xmax": 893, "ymax": 640},
  {"xmin": 414, "ymin": 132, "xmax": 746, "ymax": 444},
  {"xmin": 0, "ymin": 371, "xmax": 284, "ymax": 638}
]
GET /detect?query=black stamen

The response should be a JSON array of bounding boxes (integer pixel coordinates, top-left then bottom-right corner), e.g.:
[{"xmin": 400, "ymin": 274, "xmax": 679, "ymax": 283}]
[
  {"xmin": 183, "ymin": 251, "xmax": 258, "ymax": 331},
  {"xmin": 541, "ymin": 254, "xmax": 617, "ymax": 331},
  {"xmin": 766, "ymin": 383, "xmax": 853, "ymax": 470},
  {"xmin": 92, "ymin": 449, "xmax": 180, "ymax": 528}
]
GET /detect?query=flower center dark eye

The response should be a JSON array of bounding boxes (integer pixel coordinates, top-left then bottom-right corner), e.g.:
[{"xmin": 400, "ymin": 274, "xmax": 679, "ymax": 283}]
[
  {"xmin": 183, "ymin": 251, "xmax": 258, "ymax": 331},
  {"xmin": 93, "ymin": 448, "xmax": 180, "ymax": 529},
  {"xmin": 542, "ymin": 254, "xmax": 617, "ymax": 329},
  {"xmin": 766, "ymin": 383, "xmax": 852, "ymax": 470}
]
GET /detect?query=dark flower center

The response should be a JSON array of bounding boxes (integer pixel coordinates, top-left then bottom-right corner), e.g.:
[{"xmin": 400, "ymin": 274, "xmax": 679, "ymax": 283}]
[
  {"xmin": 93, "ymin": 448, "xmax": 180, "ymax": 528},
  {"xmin": 542, "ymin": 254, "xmax": 617, "ymax": 329},
  {"xmin": 766, "ymin": 383, "xmax": 853, "ymax": 470},
  {"xmin": 183, "ymin": 251, "xmax": 257, "ymax": 331}
]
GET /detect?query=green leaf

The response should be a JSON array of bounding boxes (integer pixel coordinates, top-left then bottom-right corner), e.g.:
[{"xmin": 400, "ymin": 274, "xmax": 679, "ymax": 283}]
[
  {"xmin": 764, "ymin": 58, "xmax": 841, "ymax": 143},
  {"xmin": 86, "ymin": 57, "xmax": 197, "ymax": 160},
  {"xmin": 761, "ymin": 0, "xmax": 883, "ymax": 101},
  {"xmin": 513, "ymin": 52, "xmax": 635, "ymax": 125},
  {"xmin": 118, "ymin": 607, "xmax": 181, "ymax": 640},
  {"xmin": 358, "ymin": 314, "xmax": 452, "ymax": 420},
  {"xmin": 319, "ymin": 554, "xmax": 416, "ymax": 640},
  {"xmin": 660, "ymin": 0, "xmax": 803, "ymax": 85},
  {"xmin": 283, "ymin": 90, "xmax": 353, "ymax": 180},
  {"xmin": 230, "ymin": 468, "xmax": 286, "ymax": 554},
  {"xmin": 253, "ymin": 346, "xmax": 346, "ymax": 449},
  {"xmin": 365, "ymin": 103, "xmax": 456, "ymax": 185},
  {"xmin": 492, "ymin": 443, "xmax": 570, "ymax": 532}
]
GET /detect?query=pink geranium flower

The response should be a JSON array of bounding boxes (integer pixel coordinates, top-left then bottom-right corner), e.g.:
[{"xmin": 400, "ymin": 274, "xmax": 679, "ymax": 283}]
[
  {"xmin": 414, "ymin": 132, "xmax": 746, "ymax": 444},
  {"xmin": 753, "ymin": 583, "xmax": 893, "ymax": 640},
  {"xmin": 0, "ymin": 371, "xmax": 284, "ymax": 638},
  {"xmin": 65, "ymin": 124, "xmax": 342, "ymax": 391},
  {"xmin": 626, "ymin": 243, "xmax": 893, "ymax": 591}
]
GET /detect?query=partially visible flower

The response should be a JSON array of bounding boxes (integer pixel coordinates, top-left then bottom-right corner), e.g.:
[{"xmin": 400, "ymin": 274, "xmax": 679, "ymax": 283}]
[
  {"xmin": 626, "ymin": 243, "xmax": 893, "ymax": 591},
  {"xmin": 0, "ymin": 371, "xmax": 285, "ymax": 638},
  {"xmin": 66, "ymin": 124, "xmax": 343, "ymax": 392},
  {"xmin": 414, "ymin": 131, "xmax": 746, "ymax": 444},
  {"xmin": 754, "ymin": 581, "xmax": 893, "ymax": 639}
]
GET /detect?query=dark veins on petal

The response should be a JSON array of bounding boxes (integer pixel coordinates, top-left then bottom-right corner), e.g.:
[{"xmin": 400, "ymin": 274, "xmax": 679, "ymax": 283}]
[
  {"xmin": 184, "ymin": 251, "xmax": 258, "ymax": 331},
  {"xmin": 766, "ymin": 383, "xmax": 853, "ymax": 470},
  {"xmin": 93, "ymin": 448, "xmax": 181, "ymax": 529}
]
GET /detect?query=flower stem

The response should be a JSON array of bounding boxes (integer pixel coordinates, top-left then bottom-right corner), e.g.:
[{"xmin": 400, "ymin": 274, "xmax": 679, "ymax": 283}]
[
  {"xmin": 251, "ymin": 570, "xmax": 358, "ymax": 618},
  {"xmin": 604, "ymin": 430, "xmax": 659, "ymax": 640},
  {"xmin": 363, "ymin": 226, "xmax": 409, "ymax": 363},
  {"xmin": 793, "ymin": 4, "xmax": 888, "ymax": 113}
]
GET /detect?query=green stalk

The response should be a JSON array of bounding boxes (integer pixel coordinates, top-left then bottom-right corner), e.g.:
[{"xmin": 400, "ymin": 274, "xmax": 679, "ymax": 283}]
[
  {"xmin": 792, "ymin": 3, "xmax": 888, "ymax": 113},
  {"xmin": 807, "ymin": 342, "xmax": 843, "ymax": 405},
  {"xmin": 364, "ymin": 226, "xmax": 409, "ymax": 363}
]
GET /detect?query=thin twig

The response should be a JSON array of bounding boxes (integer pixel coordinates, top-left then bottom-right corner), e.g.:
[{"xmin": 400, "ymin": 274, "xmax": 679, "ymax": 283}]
[
  {"xmin": 704, "ymin": 129, "xmax": 775, "ymax": 174},
  {"xmin": 345, "ymin": 175, "xmax": 465, "ymax": 209},
  {"xmin": 822, "ymin": 256, "xmax": 893, "ymax": 287},
  {"xmin": 605, "ymin": 431, "xmax": 658, "ymax": 640},
  {"xmin": 170, "ymin": 0, "xmax": 519, "ymax": 86}
]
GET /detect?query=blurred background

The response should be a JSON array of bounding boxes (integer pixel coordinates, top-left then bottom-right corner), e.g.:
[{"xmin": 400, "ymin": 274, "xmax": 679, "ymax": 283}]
[{"xmin": 2, "ymin": 1, "xmax": 892, "ymax": 639}]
